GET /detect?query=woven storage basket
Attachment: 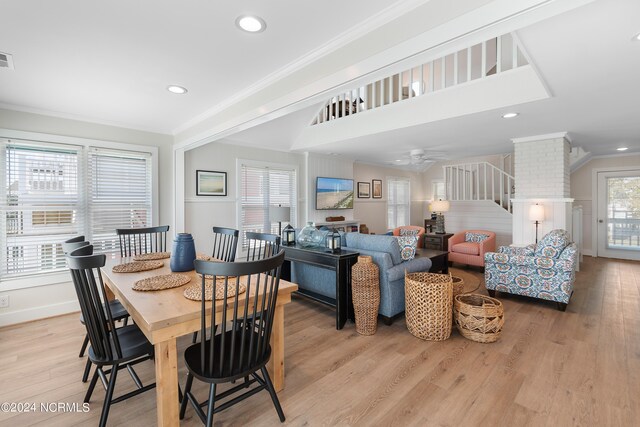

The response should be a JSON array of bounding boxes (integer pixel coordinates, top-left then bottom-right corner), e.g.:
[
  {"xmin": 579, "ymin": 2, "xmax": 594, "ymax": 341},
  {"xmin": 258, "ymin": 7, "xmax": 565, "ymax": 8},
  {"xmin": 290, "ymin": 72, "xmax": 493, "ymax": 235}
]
[
  {"xmin": 352, "ymin": 256, "xmax": 380, "ymax": 335},
  {"xmin": 451, "ymin": 276, "xmax": 464, "ymax": 298},
  {"xmin": 454, "ymin": 294, "xmax": 504, "ymax": 343},
  {"xmin": 405, "ymin": 272, "xmax": 452, "ymax": 341}
]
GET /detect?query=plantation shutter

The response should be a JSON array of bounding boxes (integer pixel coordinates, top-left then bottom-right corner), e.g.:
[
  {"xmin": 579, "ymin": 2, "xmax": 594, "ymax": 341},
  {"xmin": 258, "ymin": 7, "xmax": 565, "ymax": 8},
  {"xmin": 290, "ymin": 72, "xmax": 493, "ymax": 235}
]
[
  {"xmin": 87, "ymin": 147, "xmax": 152, "ymax": 257},
  {"xmin": 387, "ymin": 177, "xmax": 411, "ymax": 229},
  {"xmin": 1, "ymin": 139, "xmax": 82, "ymax": 277},
  {"xmin": 239, "ymin": 163, "xmax": 296, "ymax": 248}
]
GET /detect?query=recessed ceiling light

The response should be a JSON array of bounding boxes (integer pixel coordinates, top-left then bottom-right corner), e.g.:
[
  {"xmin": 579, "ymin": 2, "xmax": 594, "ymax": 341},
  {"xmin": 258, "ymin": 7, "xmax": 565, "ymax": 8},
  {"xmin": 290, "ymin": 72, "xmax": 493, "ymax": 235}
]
[
  {"xmin": 236, "ymin": 15, "xmax": 266, "ymax": 33},
  {"xmin": 617, "ymin": 147, "xmax": 629, "ymax": 151},
  {"xmin": 633, "ymin": 33, "xmax": 640, "ymax": 42},
  {"xmin": 502, "ymin": 112, "xmax": 519, "ymax": 119},
  {"xmin": 167, "ymin": 85, "xmax": 188, "ymax": 94}
]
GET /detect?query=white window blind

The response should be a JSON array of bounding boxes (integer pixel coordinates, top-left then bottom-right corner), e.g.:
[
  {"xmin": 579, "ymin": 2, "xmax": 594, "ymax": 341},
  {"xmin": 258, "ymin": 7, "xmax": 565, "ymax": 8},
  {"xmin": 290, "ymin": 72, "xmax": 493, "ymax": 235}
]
[
  {"xmin": 387, "ymin": 177, "xmax": 411, "ymax": 229},
  {"xmin": 239, "ymin": 162, "xmax": 296, "ymax": 248},
  {"xmin": 88, "ymin": 148, "xmax": 152, "ymax": 257},
  {"xmin": 1, "ymin": 139, "xmax": 83, "ymax": 277}
]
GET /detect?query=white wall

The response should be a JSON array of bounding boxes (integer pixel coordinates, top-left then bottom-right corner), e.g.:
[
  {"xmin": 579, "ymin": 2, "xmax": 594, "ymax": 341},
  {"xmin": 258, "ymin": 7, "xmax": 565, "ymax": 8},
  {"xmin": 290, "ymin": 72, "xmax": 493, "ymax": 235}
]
[
  {"xmin": 306, "ymin": 153, "xmax": 354, "ymax": 224},
  {"xmin": 353, "ymin": 162, "xmax": 425, "ymax": 234},
  {"xmin": 184, "ymin": 141, "xmax": 306, "ymax": 253},
  {"xmin": 0, "ymin": 108, "xmax": 174, "ymax": 326},
  {"xmin": 570, "ymin": 154, "xmax": 640, "ymax": 255}
]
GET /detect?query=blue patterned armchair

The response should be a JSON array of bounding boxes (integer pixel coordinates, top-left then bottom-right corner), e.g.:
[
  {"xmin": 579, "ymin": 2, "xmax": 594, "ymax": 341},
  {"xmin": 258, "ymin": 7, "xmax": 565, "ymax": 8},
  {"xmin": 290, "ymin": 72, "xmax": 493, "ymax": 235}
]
[{"xmin": 484, "ymin": 229, "xmax": 578, "ymax": 311}]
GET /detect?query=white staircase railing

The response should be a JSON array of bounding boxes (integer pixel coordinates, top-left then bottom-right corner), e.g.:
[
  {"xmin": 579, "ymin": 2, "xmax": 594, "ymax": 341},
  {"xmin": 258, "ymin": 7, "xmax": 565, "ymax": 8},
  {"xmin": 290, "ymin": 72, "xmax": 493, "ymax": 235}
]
[
  {"xmin": 444, "ymin": 162, "xmax": 515, "ymax": 213},
  {"xmin": 311, "ymin": 32, "xmax": 528, "ymax": 126}
]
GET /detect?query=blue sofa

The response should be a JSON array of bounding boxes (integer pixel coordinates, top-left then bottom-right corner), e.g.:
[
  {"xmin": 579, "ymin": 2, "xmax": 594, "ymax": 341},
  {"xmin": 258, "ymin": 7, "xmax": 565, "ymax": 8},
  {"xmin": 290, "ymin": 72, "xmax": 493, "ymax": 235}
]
[{"xmin": 290, "ymin": 233, "xmax": 431, "ymax": 324}]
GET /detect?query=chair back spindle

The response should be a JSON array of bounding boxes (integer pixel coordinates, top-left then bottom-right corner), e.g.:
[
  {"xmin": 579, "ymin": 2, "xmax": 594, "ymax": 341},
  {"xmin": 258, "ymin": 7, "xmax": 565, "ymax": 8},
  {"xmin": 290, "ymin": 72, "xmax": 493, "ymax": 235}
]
[
  {"xmin": 245, "ymin": 232, "xmax": 281, "ymax": 261},
  {"xmin": 211, "ymin": 226, "xmax": 239, "ymax": 262},
  {"xmin": 116, "ymin": 225, "xmax": 169, "ymax": 257}
]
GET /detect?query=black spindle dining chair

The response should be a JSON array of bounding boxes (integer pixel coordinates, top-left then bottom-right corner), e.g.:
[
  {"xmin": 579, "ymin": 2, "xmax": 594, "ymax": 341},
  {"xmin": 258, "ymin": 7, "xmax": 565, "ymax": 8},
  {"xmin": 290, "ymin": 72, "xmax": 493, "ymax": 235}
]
[
  {"xmin": 62, "ymin": 236, "xmax": 130, "ymax": 383},
  {"xmin": 67, "ymin": 245, "xmax": 156, "ymax": 427},
  {"xmin": 116, "ymin": 225, "xmax": 170, "ymax": 257},
  {"xmin": 211, "ymin": 226, "xmax": 239, "ymax": 262},
  {"xmin": 180, "ymin": 251, "xmax": 286, "ymax": 426},
  {"xmin": 245, "ymin": 232, "xmax": 281, "ymax": 261},
  {"xmin": 192, "ymin": 226, "xmax": 240, "ymax": 343}
]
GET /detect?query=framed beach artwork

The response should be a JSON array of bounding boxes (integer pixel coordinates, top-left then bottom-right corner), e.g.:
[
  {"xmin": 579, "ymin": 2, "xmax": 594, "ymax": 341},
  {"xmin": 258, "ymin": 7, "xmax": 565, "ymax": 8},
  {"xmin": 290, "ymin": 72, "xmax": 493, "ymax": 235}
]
[
  {"xmin": 372, "ymin": 179, "xmax": 382, "ymax": 198},
  {"xmin": 196, "ymin": 170, "xmax": 227, "ymax": 196},
  {"xmin": 357, "ymin": 182, "xmax": 370, "ymax": 198}
]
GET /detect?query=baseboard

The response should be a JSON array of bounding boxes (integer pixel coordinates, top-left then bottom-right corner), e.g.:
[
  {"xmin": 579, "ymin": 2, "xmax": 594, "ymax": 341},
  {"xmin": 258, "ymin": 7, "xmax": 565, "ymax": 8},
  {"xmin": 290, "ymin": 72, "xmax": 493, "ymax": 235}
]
[
  {"xmin": 0, "ymin": 300, "xmax": 79, "ymax": 327},
  {"xmin": 582, "ymin": 249, "xmax": 593, "ymax": 256}
]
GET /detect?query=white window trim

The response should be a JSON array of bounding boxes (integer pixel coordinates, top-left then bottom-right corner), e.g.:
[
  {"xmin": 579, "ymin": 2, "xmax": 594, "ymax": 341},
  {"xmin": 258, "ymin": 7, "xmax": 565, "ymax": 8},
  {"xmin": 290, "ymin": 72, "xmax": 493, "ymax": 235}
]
[
  {"xmin": 0, "ymin": 128, "xmax": 158, "ymax": 290},
  {"xmin": 235, "ymin": 158, "xmax": 298, "ymax": 251}
]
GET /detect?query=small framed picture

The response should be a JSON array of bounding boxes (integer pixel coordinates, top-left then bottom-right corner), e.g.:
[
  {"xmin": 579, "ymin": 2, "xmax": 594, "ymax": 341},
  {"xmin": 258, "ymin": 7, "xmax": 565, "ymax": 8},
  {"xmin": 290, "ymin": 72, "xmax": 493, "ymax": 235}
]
[
  {"xmin": 196, "ymin": 170, "xmax": 227, "ymax": 196},
  {"xmin": 372, "ymin": 179, "xmax": 382, "ymax": 199},
  {"xmin": 357, "ymin": 182, "xmax": 370, "ymax": 198}
]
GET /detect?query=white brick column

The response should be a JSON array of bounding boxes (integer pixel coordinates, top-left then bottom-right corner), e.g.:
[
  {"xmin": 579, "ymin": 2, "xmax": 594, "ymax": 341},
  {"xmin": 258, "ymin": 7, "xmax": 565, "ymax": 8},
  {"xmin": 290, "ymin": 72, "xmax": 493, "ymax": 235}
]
[{"xmin": 511, "ymin": 132, "xmax": 573, "ymax": 245}]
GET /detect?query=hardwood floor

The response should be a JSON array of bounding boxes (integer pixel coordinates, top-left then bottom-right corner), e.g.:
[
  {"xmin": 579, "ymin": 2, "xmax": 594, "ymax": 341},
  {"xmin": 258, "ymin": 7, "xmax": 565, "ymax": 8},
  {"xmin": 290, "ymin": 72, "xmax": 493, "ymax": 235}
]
[{"xmin": 0, "ymin": 256, "xmax": 638, "ymax": 426}]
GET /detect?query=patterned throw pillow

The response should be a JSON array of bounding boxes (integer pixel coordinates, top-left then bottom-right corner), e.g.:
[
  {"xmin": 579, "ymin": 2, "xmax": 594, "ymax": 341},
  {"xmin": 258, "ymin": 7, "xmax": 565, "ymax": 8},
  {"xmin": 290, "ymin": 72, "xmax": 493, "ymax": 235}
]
[
  {"xmin": 399, "ymin": 228, "xmax": 420, "ymax": 236},
  {"xmin": 465, "ymin": 232, "xmax": 490, "ymax": 243},
  {"xmin": 396, "ymin": 236, "xmax": 418, "ymax": 261}
]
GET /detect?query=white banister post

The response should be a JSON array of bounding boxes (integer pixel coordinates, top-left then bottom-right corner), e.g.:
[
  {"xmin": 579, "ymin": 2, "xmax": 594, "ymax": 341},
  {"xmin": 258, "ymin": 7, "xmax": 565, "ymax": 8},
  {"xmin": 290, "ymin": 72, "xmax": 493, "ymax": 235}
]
[
  {"xmin": 497, "ymin": 35, "xmax": 502, "ymax": 74},
  {"xmin": 476, "ymin": 163, "xmax": 480, "ymax": 200},
  {"xmin": 467, "ymin": 48, "xmax": 472, "ymax": 82},
  {"xmin": 454, "ymin": 52, "xmax": 459, "ymax": 86},
  {"xmin": 481, "ymin": 41, "xmax": 487, "ymax": 77}
]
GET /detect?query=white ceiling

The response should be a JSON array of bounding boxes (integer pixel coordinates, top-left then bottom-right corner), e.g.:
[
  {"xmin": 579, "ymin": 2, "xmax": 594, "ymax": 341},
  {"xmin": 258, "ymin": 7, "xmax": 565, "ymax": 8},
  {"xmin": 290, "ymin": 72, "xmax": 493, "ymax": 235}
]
[
  {"xmin": 2, "ymin": 0, "xmax": 639, "ymax": 164},
  {"xmin": 0, "ymin": 0, "xmax": 393, "ymax": 133},
  {"xmin": 226, "ymin": 0, "xmax": 640, "ymax": 162}
]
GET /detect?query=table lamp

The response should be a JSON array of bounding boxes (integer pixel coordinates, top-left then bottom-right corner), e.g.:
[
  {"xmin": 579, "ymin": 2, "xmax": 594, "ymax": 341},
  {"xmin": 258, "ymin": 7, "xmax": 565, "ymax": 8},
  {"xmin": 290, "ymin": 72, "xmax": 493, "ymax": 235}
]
[
  {"xmin": 269, "ymin": 205, "xmax": 290, "ymax": 236},
  {"xmin": 529, "ymin": 203, "xmax": 545, "ymax": 244},
  {"xmin": 431, "ymin": 199, "xmax": 450, "ymax": 234}
]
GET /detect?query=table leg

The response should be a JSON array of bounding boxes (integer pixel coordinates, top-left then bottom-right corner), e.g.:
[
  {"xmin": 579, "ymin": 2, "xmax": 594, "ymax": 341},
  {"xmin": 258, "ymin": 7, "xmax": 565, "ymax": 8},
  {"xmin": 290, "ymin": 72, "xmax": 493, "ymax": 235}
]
[
  {"xmin": 443, "ymin": 253, "xmax": 449, "ymax": 274},
  {"xmin": 267, "ymin": 304, "xmax": 285, "ymax": 392},
  {"xmin": 155, "ymin": 339, "xmax": 179, "ymax": 427}
]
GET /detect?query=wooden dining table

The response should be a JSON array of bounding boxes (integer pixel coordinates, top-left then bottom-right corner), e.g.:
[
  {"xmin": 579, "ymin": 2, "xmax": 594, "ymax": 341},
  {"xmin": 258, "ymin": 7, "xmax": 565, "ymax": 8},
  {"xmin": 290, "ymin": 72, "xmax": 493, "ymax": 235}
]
[{"xmin": 100, "ymin": 257, "xmax": 298, "ymax": 427}]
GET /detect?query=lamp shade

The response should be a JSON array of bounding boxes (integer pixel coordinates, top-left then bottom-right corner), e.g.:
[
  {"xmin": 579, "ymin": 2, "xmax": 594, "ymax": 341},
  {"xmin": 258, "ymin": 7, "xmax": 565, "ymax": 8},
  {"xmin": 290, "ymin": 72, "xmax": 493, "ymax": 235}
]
[
  {"xmin": 430, "ymin": 199, "xmax": 450, "ymax": 213},
  {"xmin": 269, "ymin": 205, "xmax": 290, "ymax": 222},
  {"xmin": 529, "ymin": 204, "xmax": 545, "ymax": 222}
]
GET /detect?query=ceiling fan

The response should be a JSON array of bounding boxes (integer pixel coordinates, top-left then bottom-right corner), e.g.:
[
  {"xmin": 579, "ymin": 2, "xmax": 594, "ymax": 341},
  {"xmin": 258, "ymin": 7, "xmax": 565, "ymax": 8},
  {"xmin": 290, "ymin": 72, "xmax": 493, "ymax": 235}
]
[{"xmin": 391, "ymin": 149, "xmax": 449, "ymax": 166}]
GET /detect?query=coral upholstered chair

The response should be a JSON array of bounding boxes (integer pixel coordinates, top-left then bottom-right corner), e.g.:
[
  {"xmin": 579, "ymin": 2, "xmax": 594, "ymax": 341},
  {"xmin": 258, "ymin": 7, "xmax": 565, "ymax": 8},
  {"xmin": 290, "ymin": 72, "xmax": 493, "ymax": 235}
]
[
  {"xmin": 448, "ymin": 230, "xmax": 496, "ymax": 268},
  {"xmin": 392, "ymin": 226, "xmax": 426, "ymax": 248}
]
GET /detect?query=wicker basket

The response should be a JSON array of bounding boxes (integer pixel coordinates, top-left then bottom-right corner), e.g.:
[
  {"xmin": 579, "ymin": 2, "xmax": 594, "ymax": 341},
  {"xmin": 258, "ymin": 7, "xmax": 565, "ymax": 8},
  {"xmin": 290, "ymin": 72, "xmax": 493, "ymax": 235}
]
[
  {"xmin": 454, "ymin": 294, "xmax": 504, "ymax": 343},
  {"xmin": 352, "ymin": 256, "xmax": 380, "ymax": 335},
  {"xmin": 451, "ymin": 276, "xmax": 465, "ymax": 298},
  {"xmin": 405, "ymin": 272, "xmax": 452, "ymax": 341}
]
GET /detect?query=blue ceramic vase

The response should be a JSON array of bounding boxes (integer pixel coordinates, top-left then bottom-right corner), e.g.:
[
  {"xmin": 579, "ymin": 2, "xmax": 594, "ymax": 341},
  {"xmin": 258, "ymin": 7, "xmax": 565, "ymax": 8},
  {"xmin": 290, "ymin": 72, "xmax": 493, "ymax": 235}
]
[{"xmin": 170, "ymin": 233, "xmax": 196, "ymax": 272}]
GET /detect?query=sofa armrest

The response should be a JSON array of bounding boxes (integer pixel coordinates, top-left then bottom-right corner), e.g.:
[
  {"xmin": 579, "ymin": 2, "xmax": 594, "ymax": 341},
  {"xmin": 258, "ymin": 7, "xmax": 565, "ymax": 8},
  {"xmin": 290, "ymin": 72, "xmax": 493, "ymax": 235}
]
[
  {"xmin": 386, "ymin": 257, "xmax": 432, "ymax": 282},
  {"xmin": 485, "ymin": 252, "xmax": 574, "ymax": 272},
  {"xmin": 478, "ymin": 234, "xmax": 496, "ymax": 257},
  {"xmin": 498, "ymin": 244, "xmax": 535, "ymax": 256},
  {"xmin": 448, "ymin": 232, "xmax": 465, "ymax": 248}
]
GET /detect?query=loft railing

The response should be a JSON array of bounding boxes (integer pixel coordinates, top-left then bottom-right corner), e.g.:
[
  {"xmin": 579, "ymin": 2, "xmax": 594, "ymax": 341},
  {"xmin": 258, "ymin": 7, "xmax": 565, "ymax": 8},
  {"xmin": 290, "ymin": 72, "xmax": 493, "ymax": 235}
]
[
  {"xmin": 444, "ymin": 162, "xmax": 515, "ymax": 213},
  {"xmin": 311, "ymin": 33, "xmax": 528, "ymax": 125}
]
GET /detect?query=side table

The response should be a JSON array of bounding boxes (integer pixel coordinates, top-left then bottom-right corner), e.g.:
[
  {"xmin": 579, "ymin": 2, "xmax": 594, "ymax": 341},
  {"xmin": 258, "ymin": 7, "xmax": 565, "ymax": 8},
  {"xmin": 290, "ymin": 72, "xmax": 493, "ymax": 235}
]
[{"xmin": 424, "ymin": 232, "xmax": 454, "ymax": 251}]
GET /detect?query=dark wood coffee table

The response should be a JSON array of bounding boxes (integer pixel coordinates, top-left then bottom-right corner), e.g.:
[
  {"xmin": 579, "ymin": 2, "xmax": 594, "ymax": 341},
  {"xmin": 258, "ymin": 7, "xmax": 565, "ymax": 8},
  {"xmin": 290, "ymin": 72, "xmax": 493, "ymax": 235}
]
[{"xmin": 415, "ymin": 248, "xmax": 449, "ymax": 273}]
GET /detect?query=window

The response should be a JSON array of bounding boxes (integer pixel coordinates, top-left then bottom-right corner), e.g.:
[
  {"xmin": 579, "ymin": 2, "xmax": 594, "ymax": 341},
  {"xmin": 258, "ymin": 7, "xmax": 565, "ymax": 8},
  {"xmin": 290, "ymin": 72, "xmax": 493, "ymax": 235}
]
[
  {"xmin": 432, "ymin": 179, "xmax": 445, "ymax": 200},
  {"xmin": 88, "ymin": 148, "xmax": 152, "ymax": 256},
  {"xmin": 2, "ymin": 140, "xmax": 81, "ymax": 277},
  {"xmin": 239, "ymin": 161, "xmax": 296, "ymax": 248},
  {"xmin": 1, "ymin": 136, "xmax": 154, "ymax": 280},
  {"xmin": 387, "ymin": 177, "xmax": 411, "ymax": 229}
]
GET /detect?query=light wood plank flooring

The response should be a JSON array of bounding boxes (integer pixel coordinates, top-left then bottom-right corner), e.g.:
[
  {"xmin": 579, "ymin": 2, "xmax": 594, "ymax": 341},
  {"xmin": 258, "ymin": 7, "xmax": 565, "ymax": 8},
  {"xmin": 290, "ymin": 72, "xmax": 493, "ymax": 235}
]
[{"xmin": 0, "ymin": 256, "xmax": 638, "ymax": 426}]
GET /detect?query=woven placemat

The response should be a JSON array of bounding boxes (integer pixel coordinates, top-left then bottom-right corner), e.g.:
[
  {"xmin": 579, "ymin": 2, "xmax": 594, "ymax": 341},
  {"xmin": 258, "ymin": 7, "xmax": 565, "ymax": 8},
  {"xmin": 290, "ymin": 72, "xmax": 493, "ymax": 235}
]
[
  {"xmin": 196, "ymin": 253, "xmax": 214, "ymax": 261},
  {"xmin": 112, "ymin": 260, "xmax": 164, "ymax": 273},
  {"xmin": 133, "ymin": 252, "xmax": 171, "ymax": 261},
  {"xmin": 133, "ymin": 273, "xmax": 191, "ymax": 291},
  {"xmin": 183, "ymin": 277, "xmax": 247, "ymax": 301}
]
